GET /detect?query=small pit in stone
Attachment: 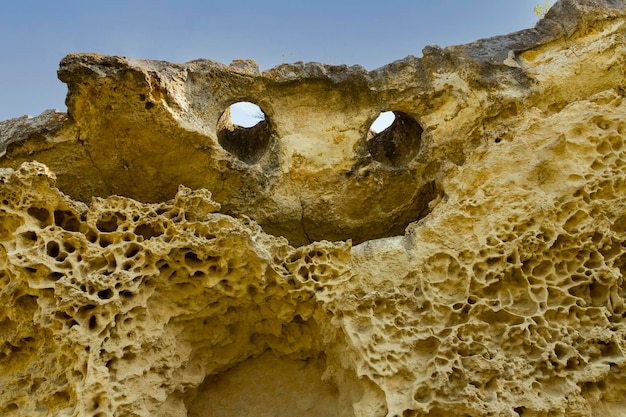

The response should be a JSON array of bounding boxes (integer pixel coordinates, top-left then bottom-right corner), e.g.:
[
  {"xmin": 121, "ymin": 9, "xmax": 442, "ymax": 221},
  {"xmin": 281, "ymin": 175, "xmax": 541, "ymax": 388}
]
[
  {"xmin": 217, "ymin": 101, "xmax": 271, "ymax": 164},
  {"xmin": 367, "ymin": 111, "xmax": 423, "ymax": 167}
]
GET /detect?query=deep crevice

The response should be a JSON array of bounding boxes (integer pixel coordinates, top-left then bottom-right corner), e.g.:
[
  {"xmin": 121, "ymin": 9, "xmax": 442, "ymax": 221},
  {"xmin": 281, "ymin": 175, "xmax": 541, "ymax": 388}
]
[{"xmin": 299, "ymin": 197, "xmax": 313, "ymax": 244}]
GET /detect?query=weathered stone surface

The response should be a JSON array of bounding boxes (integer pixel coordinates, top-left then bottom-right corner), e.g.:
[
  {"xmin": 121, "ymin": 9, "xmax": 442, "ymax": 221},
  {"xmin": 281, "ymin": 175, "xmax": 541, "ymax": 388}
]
[
  {"xmin": 0, "ymin": 110, "xmax": 68, "ymax": 157},
  {"xmin": 1, "ymin": 0, "xmax": 626, "ymax": 416}
]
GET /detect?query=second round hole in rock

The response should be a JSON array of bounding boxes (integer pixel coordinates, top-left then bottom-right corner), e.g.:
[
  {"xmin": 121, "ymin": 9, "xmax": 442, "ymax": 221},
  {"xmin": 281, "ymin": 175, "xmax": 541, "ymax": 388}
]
[
  {"xmin": 217, "ymin": 101, "xmax": 271, "ymax": 164},
  {"xmin": 367, "ymin": 111, "xmax": 423, "ymax": 167}
]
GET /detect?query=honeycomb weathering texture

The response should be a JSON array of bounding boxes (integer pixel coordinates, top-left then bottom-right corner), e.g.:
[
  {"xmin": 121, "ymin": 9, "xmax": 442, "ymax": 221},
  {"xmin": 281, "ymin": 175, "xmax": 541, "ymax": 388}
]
[
  {"xmin": 0, "ymin": 163, "xmax": 359, "ymax": 417},
  {"xmin": 1, "ymin": 0, "xmax": 626, "ymax": 416}
]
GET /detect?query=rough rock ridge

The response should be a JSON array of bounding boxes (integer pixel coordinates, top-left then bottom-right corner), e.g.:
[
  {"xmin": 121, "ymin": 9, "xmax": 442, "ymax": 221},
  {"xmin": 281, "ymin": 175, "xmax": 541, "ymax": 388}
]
[{"xmin": 1, "ymin": 0, "xmax": 626, "ymax": 416}]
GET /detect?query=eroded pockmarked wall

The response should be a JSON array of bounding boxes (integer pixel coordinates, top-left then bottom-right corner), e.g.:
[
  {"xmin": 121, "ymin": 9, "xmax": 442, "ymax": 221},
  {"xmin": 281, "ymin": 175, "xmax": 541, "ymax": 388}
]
[
  {"xmin": 1, "ymin": 1, "xmax": 626, "ymax": 416},
  {"xmin": 1, "ymin": 88, "xmax": 626, "ymax": 416}
]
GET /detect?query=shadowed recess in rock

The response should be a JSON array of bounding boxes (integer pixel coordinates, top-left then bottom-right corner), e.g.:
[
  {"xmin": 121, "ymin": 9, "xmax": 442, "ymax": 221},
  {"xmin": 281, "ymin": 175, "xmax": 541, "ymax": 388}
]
[{"xmin": 216, "ymin": 101, "xmax": 272, "ymax": 164}]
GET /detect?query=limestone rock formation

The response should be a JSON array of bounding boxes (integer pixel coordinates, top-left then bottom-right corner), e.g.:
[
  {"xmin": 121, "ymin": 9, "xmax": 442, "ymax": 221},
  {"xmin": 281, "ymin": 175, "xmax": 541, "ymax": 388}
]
[{"xmin": 1, "ymin": 0, "xmax": 626, "ymax": 416}]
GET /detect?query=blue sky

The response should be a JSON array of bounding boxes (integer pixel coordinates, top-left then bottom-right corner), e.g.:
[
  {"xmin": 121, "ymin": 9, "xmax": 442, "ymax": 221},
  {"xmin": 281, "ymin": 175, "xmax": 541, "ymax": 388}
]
[{"xmin": 0, "ymin": 0, "xmax": 542, "ymax": 121}]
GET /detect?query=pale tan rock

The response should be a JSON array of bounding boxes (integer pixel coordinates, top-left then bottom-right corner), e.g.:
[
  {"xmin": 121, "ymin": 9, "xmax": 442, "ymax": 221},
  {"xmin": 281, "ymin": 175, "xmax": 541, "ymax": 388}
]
[{"xmin": 1, "ymin": 0, "xmax": 626, "ymax": 416}]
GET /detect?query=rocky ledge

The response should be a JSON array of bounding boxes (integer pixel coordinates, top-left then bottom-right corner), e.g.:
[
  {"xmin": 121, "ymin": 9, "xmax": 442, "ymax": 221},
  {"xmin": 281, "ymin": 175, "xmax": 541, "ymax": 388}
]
[{"xmin": 1, "ymin": 0, "xmax": 626, "ymax": 416}]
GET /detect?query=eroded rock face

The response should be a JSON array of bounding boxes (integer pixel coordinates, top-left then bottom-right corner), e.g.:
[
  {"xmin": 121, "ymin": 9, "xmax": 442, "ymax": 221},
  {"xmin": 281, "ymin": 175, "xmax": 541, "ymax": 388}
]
[{"xmin": 1, "ymin": 0, "xmax": 626, "ymax": 416}]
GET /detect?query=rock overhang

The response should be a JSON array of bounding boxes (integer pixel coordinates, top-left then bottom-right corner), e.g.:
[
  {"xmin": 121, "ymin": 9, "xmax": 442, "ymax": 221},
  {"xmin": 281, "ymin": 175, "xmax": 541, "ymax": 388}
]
[{"xmin": 5, "ymin": 0, "xmax": 625, "ymax": 246}]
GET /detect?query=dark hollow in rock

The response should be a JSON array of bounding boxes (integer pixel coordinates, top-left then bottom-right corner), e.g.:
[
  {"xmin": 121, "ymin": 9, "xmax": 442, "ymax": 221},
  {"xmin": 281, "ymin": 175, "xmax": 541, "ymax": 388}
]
[
  {"xmin": 367, "ymin": 111, "xmax": 423, "ymax": 167},
  {"xmin": 216, "ymin": 105, "xmax": 271, "ymax": 165}
]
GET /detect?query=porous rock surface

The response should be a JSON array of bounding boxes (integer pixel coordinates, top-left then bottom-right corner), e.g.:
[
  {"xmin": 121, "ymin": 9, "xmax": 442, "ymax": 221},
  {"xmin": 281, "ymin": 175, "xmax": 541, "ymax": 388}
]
[{"xmin": 1, "ymin": 1, "xmax": 626, "ymax": 416}]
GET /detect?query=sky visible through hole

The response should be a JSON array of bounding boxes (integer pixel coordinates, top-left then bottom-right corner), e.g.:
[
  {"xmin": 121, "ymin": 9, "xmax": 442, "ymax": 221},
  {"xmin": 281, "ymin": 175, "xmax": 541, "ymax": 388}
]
[
  {"xmin": 230, "ymin": 102, "xmax": 266, "ymax": 128},
  {"xmin": 0, "ymin": 1, "xmax": 542, "ymax": 121},
  {"xmin": 371, "ymin": 112, "xmax": 396, "ymax": 133}
]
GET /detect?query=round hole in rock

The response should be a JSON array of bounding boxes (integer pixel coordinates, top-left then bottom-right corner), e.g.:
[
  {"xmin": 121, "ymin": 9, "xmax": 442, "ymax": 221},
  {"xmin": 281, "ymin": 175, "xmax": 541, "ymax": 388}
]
[
  {"xmin": 367, "ymin": 111, "xmax": 423, "ymax": 167},
  {"xmin": 217, "ymin": 101, "xmax": 271, "ymax": 164}
]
